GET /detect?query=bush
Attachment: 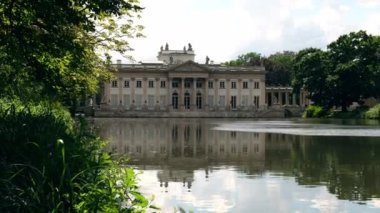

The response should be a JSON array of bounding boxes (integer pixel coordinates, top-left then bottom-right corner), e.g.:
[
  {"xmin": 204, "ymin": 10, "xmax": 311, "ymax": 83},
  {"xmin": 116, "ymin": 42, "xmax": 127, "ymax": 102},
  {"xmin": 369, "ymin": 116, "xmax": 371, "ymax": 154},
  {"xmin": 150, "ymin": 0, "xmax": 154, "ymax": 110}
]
[
  {"xmin": 303, "ymin": 105, "xmax": 327, "ymax": 118},
  {"xmin": 0, "ymin": 99, "xmax": 152, "ymax": 212},
  {"xmin": 365, "ymin": 104, "xmax": 380, "ymax": 119}
]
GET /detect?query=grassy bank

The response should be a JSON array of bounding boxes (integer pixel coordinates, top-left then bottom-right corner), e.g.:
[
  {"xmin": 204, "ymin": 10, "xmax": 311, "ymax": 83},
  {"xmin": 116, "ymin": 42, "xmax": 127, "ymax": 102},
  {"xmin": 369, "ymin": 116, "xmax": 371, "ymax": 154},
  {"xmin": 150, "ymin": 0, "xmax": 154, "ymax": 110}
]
[
  {"xmin": 303, "ymin": 104, "xmax": 379, "ymax": 119},
  {"xmin": 0, "ymin": 99, "xmax": 152, "ymax": 212}
]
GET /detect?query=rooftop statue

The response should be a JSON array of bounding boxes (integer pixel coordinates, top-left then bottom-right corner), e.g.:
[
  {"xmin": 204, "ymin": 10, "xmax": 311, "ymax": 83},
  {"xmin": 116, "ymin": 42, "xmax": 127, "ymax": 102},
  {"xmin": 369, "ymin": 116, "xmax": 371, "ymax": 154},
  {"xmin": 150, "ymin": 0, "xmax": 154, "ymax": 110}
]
[
  {"xmin": 160, "ymin": 45, "xmax": 163, "ymax": 51},
  {"xmin": 165, "ymin": 43, "xmax": 169, "ymax": 51},
  {"xmin": 205, "ymin": 56, "xmax": 210, "ymax": 65},
  {"xmin": 188, "ymin": 43, "xmax": 193, "ymax": 51}
]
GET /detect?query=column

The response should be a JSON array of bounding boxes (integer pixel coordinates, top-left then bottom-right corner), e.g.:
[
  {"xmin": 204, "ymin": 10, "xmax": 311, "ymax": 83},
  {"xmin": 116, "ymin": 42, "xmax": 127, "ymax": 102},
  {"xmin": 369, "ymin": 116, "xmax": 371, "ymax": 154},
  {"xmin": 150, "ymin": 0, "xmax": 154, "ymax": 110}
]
[
  {"xmin": 180, "ymin": 78, "xmax": 185, "ymax": 111},
  {"xmin": 279, "ymin": 91, "xmax": 283, "ymax": 106},
  {"xmin": 143, "ymin": 77, "xmax": 147, "ymax": 110},
  {"xmin": 260, "ymin": 79, "xmax": 266, "ymax": 108},
  {"xmin": 237, "ymin": 79, "xmax": 242, "ymax": 110},
  {"xmin": 192, "ymin": 78, "xmax": 197, "ymax": 111},
  {"xmin": 249, "ymin": 79, "xmax": 253, "ymax": 108},
  {"xmin": 155, "ymin": 77, "xmax": 160, "ymax": 111},
  {"xmin": 131, "ymin": 78, "xmax": 135, "ymax": 110},
  {"xmin": 118, "ymin": 77, "xmax": 123, "ymax": 109},
  {"xmin": 292, "ymin": 93, "xmax": 296, "ymax": 105},
  {"xmin": 226, "ymin": 79, "xmax": 231, "ymax": 110},
  {"xmin": 271, "ymin": 91, "xmax": 275, "ymax": 105},
  {"xmin": 168, "ymin": 78, "xmax": 172, "ymax": 111},
  {"xmin": 214, "ymin": 79, "xmax": 219, "ymax": 110},
  {"xmin": 285, "ymin": 91, "xmax": 289, "ymax": 105},
  {"xmin": 205, "ymin": 79, "xmax": 209, "ymax": 111}
]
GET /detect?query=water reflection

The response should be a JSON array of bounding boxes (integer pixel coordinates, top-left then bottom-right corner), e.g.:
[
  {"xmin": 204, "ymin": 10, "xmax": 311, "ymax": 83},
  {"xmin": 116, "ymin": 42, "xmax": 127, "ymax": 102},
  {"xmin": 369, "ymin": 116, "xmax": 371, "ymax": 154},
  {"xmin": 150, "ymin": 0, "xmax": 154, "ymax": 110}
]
[{"xmin": 94, "ymin": 118, "xmax": 380, "ymax": 212}]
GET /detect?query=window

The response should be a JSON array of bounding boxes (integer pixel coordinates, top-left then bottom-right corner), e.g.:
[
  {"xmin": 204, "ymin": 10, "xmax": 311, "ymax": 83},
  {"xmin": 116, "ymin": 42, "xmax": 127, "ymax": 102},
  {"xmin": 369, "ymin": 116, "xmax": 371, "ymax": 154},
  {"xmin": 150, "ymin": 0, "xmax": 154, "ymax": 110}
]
[
  {"xmin": 172, "ymin": 93, "xmax": 178, "ymax": 109},
  {"xmin": 135, "ymin": 95, "xmax": 142, "ymax": 106},
  {"xmin": 148, "ymin": 80, "xmax": 154, "ymax": 88},
  {"xmin": 231, "ymin": 81, "xmax": 236, "ymax": 89},
  {"xmin": 220, "ymin": 81, "xmax": 225, "ymax": 89},
  {"xmin": 172, "ymin": 81, "xmax": 179, "ymax": 88},
  {"xmin": 254, "ymin": 81, "xmax": 260, "ymax": 89},
  {"xmin": 123, "ymin": 95, "xmax": 130, "ymax": 106},
  {"xmin": 160, "ymin": 80, "xmax": 166, "ymax": 88},
  {"xmin": 242, "ymin": 95, "xmax": 249, "ymax": 106},
  {"xmin": 208, "ymin": 95, "xmax": 214, "ymax": 107},
  {"xmin": 148, "ymin": 95, "xmax": 154, "ymax": 107},
  {"xmin": 219, "ymin": 95, "xmax": 225, "ymax": 106},
  {"xmin": 196, "ymin": 81, "xmax": 202, "ymax": 88},
  {"xmin": 111, "ymin": 80, "xmax": 118, "ymax": 88},
  {"xmin": 196, "ymin": 93, "xmax": 202, "ymax": 109},
  {"xmin": 136, "ymin": 80, "xmax": 142, "ymax": 88},
  {"xmin": 208, "ymin": 81, "xmax": 213, "ymax": 89},
  {"xmin": 231, "ymin": 96, "xmax": 237, "ymax": 109},
  {"xmin": 185, "ymin": 81, "xmax": 191, "ymax": 88},
  {"xmin": 184, "ymin": 92, "xmax": 190, "ymax": 109},
  {"xmin": 124, "ymin": 80, "xmax": 129, "ymax": 88},
  {"xmin": 243, "ymin": 81, "xmax": 248, "ymax": 89},
  {"xmin": 254, "ymin": 96, "xmax": 260, "ymax": 107},
  {"xmin": 111, "ymin": 94, "xmax": 118, "ymax": 105}
]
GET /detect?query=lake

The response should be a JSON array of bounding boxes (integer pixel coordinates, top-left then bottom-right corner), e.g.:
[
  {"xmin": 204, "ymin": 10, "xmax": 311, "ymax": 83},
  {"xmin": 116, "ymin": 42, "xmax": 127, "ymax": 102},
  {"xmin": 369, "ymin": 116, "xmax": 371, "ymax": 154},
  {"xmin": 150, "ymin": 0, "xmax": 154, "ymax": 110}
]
[{"xmin": 94, "ymin": 118, "xmax": 380, "ymax": 213}]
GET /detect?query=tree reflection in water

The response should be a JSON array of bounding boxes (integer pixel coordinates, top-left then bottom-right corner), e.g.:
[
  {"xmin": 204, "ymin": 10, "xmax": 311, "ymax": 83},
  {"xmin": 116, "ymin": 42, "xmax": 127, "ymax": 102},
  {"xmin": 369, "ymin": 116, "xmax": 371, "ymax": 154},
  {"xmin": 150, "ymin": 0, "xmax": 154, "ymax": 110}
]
[{"xmin": 94, "ymin": 118, "xmax": 380, "ymax": 202}]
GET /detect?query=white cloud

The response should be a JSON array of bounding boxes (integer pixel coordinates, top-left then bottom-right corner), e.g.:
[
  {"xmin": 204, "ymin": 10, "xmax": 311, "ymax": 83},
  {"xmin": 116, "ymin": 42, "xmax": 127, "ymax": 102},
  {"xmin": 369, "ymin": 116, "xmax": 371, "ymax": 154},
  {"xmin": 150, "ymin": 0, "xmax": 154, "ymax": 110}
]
[{"xmin": 115, "ymin": 0, "xmax": 380, "ymax": 63}]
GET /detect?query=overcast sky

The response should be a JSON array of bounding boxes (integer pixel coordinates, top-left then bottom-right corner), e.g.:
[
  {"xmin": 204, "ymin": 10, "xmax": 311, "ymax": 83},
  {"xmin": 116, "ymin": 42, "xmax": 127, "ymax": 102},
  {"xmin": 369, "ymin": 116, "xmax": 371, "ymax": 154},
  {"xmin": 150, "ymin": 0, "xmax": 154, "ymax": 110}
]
[{"xmin": 117, "ymin": 0, "xmax": 380, "ymax": 64}]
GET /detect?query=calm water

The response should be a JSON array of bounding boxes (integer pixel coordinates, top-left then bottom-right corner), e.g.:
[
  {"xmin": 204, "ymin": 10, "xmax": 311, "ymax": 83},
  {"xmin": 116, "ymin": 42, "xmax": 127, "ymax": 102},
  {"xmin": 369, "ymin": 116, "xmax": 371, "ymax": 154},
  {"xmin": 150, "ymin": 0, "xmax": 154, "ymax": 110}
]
[{"xmin": 94, "ymin": 118, "xmax": 380, "ymax": 213}]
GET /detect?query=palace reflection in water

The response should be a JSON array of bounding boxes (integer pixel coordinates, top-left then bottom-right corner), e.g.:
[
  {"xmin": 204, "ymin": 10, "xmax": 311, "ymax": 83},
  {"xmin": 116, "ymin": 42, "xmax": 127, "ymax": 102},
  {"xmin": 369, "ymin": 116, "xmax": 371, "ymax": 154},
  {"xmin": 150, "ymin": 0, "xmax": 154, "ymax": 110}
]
[{"xmin": 94, "ymin": 118, "xmax": 380, "ymax": 208}]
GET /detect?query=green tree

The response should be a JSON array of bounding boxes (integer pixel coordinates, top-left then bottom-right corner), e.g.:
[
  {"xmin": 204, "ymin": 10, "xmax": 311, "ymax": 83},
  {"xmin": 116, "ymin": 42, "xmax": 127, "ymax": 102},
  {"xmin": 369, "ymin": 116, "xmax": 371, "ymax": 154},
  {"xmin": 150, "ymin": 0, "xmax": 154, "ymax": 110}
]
[
  {"xmin": 327, "ymin": 31, "xmax": 379, "ymax": 111},
  {"xmin": 226, "ymin": 52, "xmax": 262, "ymax": 66},
  {"xmin": 0, "ymin": 0, "xmax": 143, "ymax": 112},
  {"xmin": 292, "ymin": 48, "xmax": 331, "ymax": 107},
  {"xmin": 264, "ymin": 51, "xmax": 295, "ymax": 86}
]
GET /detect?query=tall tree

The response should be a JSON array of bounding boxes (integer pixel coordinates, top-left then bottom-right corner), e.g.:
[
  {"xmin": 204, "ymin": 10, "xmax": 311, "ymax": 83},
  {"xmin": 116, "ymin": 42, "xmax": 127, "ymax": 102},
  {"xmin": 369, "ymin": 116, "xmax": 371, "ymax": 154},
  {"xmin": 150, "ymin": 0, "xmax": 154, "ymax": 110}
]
[
  {"xmin": 0, "ymin": 0, "xmax": 143, "ymax": 111},
  {"xmin": 292, "ymin": 48, "xmax": 332, "ymax": 107},
  {"xmin": 265, "ymin": 51, "xmax": 295, "ymax": 86},
  {"xmin": 327, "ymin": 31, "xmax": 379, "ymax": 111}
]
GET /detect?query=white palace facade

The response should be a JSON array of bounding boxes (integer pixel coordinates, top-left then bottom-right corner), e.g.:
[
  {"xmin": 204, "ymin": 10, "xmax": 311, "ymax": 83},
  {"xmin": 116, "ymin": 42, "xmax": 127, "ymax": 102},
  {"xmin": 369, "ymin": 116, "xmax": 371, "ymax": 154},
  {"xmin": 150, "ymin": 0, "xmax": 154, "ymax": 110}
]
[{"xmin": 97, "ymin": 44, "xmax": 309, "ymax": 117}]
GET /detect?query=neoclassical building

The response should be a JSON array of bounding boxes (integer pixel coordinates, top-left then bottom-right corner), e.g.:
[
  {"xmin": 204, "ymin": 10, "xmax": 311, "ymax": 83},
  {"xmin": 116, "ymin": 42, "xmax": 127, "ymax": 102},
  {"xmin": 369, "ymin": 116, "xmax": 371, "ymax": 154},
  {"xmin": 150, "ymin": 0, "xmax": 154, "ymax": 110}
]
[{"xmin": 97, "ymin": 44, "xmax": 309, "ymax": 117}]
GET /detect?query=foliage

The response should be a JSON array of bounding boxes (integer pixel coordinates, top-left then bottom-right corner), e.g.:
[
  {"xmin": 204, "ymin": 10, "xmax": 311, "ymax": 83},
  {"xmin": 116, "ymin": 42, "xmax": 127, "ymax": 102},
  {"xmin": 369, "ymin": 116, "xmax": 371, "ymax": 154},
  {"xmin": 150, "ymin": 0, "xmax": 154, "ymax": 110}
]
[
  {"xmin": 293, "ymin": 31, "xmax": 380, "ymax": 112},
  {"xmin": 0, "ymin": 0, "xmax": 143, "ymax": 112},
  {"xmin": 365, "ymin": 104, "xmax": 380, "ymax": 119},
  {"xmin": 293, "ymin": 48, "xmax": 332, "ymax": 107},
  {"xmin": 225, "ymin": 52, "xmax": 262, "ymax": 66},
  {"xmin": 303, "ymin": 105, "xmax": 328, "ymax": 118},
  {"xmin": 264, "ymin": 51, "xmax": 295, "ymax": 86},
  {"xmin": 0, "ymin": 100, "xmax": 151, "ymax": 212}
]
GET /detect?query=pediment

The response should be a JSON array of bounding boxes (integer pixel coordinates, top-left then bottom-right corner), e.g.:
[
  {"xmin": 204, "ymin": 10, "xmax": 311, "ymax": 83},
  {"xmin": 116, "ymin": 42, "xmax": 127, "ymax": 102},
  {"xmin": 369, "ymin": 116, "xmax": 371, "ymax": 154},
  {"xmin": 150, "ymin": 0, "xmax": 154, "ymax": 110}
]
[{"xmin": 169, "ymin": 60, "xmax": 209, "ymax": 72}]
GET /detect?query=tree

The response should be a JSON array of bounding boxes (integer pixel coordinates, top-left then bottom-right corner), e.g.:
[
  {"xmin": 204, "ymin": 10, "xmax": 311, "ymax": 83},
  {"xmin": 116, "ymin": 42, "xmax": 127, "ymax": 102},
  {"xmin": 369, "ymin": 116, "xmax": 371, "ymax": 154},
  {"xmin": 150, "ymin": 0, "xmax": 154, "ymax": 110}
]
[
  {"xmin": 0, "ymin": 0, "xmax": 143, "ymax": 112},
  {"xmin": 327, "ymin": 31, "xmax": 379, "ymax": 111},
  {"xmin": 292, "ymin": 48, "xmax": 332, "ymax": 107},
  {"xmin": 226, "ymin": 52, "xmax": 262, "ymax": 66},
  {"xmin": 264, "ymin": 51, "xmax": 295, "ymax": 86}
]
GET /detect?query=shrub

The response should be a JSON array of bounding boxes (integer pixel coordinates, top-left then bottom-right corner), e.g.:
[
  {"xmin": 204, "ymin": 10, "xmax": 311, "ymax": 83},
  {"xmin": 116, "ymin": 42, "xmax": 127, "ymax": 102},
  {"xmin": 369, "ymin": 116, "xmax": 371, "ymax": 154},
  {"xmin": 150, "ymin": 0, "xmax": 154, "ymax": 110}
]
[
  {"xmin": 0, "ymin": 99, "xmax": 152, "ymax": 212},
  {"xmin": 303, "ymin": 105, "xmax": 327, "ymax": 118},
  {"xmin": 365, "ymin": 104, "xmax": 380, "ymax": 119}
]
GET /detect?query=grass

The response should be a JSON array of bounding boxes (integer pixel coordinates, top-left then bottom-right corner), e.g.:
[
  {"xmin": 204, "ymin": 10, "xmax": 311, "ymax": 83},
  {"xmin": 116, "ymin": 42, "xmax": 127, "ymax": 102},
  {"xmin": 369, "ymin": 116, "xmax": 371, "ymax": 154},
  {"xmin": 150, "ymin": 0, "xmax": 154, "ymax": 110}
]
[{"xmin": 365, "ymin": 104, "xmax": 380, "ymax": 119}]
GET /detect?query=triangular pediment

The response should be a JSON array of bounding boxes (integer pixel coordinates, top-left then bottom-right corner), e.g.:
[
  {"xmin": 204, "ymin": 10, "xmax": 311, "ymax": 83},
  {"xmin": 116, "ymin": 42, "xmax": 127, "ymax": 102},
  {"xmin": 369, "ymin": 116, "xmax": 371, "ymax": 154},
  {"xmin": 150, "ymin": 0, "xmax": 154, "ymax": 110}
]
[{"xmin": 169, "ymin": 60, "xmax": 210, "ymax": 72}]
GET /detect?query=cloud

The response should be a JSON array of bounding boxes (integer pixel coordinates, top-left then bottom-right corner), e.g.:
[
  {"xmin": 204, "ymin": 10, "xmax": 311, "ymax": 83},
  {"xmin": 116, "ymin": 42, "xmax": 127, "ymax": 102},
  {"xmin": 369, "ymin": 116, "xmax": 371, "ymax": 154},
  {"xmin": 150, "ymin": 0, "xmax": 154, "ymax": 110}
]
[{"xmin": 116, "ymin": 0, "xmax": 380, "ymax": 63}]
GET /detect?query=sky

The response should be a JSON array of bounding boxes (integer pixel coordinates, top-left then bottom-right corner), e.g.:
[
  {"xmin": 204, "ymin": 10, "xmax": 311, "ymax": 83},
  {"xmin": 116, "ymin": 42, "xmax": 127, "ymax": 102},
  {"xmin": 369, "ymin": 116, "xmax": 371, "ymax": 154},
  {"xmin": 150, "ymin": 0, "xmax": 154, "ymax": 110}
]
[{"xmin": 117, "ymin": 0, "xmax": 380, "ymax": 64}]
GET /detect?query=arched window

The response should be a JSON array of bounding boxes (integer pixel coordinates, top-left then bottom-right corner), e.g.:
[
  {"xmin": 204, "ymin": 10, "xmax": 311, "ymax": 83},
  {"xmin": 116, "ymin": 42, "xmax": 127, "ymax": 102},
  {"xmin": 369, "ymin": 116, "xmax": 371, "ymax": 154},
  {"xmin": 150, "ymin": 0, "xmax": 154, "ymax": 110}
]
[
  {"xmin": 184, "ymin": 92, "xmax": 190, "ymax": 109},
  {"xmin": 196, "ymin": 93, "xmax": 202, "ymax": 109},
  {"xmin": 172, "ymin": 92, "xmax": 178, "ymax": 109}
]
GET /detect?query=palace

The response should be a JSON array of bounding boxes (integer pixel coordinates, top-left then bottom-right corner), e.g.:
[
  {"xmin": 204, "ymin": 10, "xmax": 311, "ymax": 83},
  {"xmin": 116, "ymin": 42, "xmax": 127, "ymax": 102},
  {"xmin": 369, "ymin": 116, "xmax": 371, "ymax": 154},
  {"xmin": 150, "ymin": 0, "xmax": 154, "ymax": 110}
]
[{"xmin": 96, "ymin": 43, "xmax": 309, "ymax": 117}]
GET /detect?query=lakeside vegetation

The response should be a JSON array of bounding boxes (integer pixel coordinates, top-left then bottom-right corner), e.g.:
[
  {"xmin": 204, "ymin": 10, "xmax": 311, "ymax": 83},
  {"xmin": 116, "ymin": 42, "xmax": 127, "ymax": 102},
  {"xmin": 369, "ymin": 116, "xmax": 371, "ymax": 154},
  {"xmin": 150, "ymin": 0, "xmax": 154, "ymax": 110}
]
[
  {"xmin": 0, "ymin": 0, "xmax": 154, "ymax": 211},
  {"xmin": 0, "ymin": 100, "xmax": 151, "ymax": 211},
  {"xmin": 227, "ymin": 31, "xmax": 380, "ymax": 118}
]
